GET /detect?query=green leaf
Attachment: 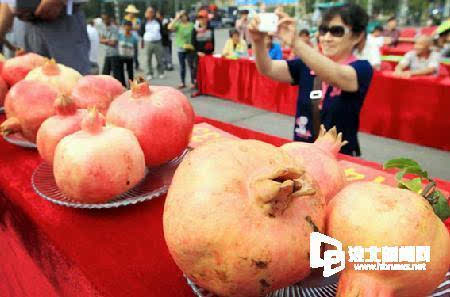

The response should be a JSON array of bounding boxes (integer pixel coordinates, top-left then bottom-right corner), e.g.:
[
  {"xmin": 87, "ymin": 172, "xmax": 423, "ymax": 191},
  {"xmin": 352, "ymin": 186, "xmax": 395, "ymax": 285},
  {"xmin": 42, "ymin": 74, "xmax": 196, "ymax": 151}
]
[
  {"xmin": 384, "ymin": 158, "xmax": 420, "ymax": 170},
  {"xmin": 432, "ymin": 191, "xmax": 450, "ymax": 221},
  {"xmin": 399, "ymin": 177, "xmax": 423, "ymax": 194}
]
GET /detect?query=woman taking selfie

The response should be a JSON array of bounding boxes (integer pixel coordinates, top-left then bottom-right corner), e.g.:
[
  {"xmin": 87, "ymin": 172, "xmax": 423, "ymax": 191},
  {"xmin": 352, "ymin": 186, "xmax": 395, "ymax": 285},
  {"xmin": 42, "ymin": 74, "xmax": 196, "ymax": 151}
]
[{"xmin": 250, "ymin": 4, "xmax": 373, "ymax": 156}]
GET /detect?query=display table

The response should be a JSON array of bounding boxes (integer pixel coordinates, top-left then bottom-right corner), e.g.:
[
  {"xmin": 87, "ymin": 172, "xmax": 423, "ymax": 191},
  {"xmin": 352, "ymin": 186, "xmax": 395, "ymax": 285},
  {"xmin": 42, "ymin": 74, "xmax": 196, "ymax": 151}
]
[
  {"xmin": 1, "ymin": 114, "xmax": 449, "ymax": 297},
  {"xmin": 197, "ymin": 56, "xmax": 450, "ymax": 151},
  {"xmin": 196, "ymin": 55, "xmax": 298, "ymax": 115}
]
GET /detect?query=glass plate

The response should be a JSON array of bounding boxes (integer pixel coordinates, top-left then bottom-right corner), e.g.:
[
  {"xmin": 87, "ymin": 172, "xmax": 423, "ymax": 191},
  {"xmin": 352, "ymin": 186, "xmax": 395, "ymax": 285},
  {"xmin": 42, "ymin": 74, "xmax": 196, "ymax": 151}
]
[
  {"xmin": 187, "ymin": 270, "xmax": 450, "ymax": 297},
  {"xmin": 186, "ymin": 269, "xmax": 338, "ymax": 297},
  {"xmin": 31, "ymin": 149, "xmax": 189, "ymax": 209},
  {"xmin": 3, "ymin": 133, "xmax": 37, "ymax": 148}
]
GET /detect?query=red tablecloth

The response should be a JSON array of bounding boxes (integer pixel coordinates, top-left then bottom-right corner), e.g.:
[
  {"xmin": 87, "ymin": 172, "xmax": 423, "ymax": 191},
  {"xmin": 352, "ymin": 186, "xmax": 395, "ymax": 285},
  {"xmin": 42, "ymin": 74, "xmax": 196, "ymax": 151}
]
[
  {"xmin": 196, "ymin": 55, "xmax": 298, "ymax": 115},
  {"xmin": 1, "ymin": 114, "xmax": 449, "ymax": 297},
  {"xmin": 360, "ymin": 71, "xmax": 450, "ymax": 151},
  {"xmin": 197, "ymin": 56, "xmax": 450, "ymax": 151}
]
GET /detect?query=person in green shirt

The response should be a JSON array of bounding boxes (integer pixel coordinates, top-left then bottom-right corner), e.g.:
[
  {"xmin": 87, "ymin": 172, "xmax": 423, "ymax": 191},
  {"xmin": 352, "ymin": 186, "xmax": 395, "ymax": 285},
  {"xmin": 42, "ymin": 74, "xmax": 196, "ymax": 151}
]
[{"xmin": 168, "ymin": 11, "xmax": 195, "ymax": 89}]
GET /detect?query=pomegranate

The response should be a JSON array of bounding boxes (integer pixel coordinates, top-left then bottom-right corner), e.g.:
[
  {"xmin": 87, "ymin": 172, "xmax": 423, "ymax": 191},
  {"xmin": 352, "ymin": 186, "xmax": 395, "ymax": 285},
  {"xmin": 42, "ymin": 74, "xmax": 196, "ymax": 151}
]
[
  {"xmin": 0, "ymin": 76, "xmax": 8, "ymax": 107},
  {"xmin": 25, "ymin": 59, "xmax": 81, "ymax": 95},
  {"xmin": 106, "ymin": 80, "xmax": 195, "ymax": 167},
  {"xmin": 71, "ymin": 75, "xmax": 124, "ymax": 114},
  {"xmin": 164, "ymin": 139, "xmax": 326, "ymax": 297},
  {"xmin": 282, "ymin": 125, "xmax": 347, "ymax": 203},
  {"xmin": 53, "ymin": 109, "xmax": 145, "ymax": 203},
  {"xmin": 1, "ymin": 53, "xmax": 46, "ymax": 86},
  {"xmin": 36, "ymin": 96, "xmax": 87, "ymax": 165},
  {"xmin": 326, "ymin": 182, "xmax": 450, "ymax": 297},
  {"xmin": 0, "ymin": 80, "xmax": 58, "ymax": 142}
]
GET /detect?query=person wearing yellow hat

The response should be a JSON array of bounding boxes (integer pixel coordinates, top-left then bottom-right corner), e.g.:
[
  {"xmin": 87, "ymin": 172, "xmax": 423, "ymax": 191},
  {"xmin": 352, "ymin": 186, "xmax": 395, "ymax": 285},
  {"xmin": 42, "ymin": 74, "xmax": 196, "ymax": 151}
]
[
  {"xmin": 434, "ymin": 20, "xmax": 450, "ymax": 58},
  {"xmin": 123, "ymin": 4, "xmax": 142, "ymax": 70}
]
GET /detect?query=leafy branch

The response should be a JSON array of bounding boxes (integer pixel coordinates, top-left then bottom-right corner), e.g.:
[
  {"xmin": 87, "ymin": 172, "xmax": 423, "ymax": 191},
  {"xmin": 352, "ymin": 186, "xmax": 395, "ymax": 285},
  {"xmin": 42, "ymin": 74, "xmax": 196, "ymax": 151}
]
[{"xmin": 384, "ymin": 158, "xmax": 450, "ymax": 221}]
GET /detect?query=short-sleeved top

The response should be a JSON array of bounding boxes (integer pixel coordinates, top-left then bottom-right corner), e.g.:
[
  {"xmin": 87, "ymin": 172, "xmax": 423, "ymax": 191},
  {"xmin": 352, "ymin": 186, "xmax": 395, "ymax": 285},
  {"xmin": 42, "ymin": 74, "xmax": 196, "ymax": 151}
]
[
  {"xmin": 399, "ymin": 50, "xmax": 441, "ymax": 73},
  {"xmin": 143, "ymin": 19, "xmax": 161, "ymax": 42},
  {"xmin": 99, "ymin": 25, "xmax": 119, "ymax": 57},
  {"xmin": 269, "ymin": 43, "xmax": 283, "ymax": 60},
  {"xmin": 118, "ymin": 33, "xmax": 137, "ymax": 57},
  {"xmin": 174, "ymin": 22, "xmax": 195, "ymax": 51},
  {"xmin": 287, "ymin": 58, "xmax": 373, "ymax": 156}
]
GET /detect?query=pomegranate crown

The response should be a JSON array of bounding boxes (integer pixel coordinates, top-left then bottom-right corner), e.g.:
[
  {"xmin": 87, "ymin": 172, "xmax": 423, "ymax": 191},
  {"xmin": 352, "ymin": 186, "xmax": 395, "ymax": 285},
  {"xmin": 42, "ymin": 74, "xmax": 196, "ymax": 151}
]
[
  {"xmin": 42, "ymin": 58, "xmax": 60, "ymax": 75},
  {"xmin": 314, "ymin": 125, "xmax": 348, "ymax": 156},
  {"xmin": 82, "ymin": 107, "xmax": 105, "ymax": 134},
  {"xmin": 130, "ymin": 77, "xmax": 151, "ymax": 98},
  {"xmin": 54, "ymin": 95, "xmax": 77, "ymax": 116}
]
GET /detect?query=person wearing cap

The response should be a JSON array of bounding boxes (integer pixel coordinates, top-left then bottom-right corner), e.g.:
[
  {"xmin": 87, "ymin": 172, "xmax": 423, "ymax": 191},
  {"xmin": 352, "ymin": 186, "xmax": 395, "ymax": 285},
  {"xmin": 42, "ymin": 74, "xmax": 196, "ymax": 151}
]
[
  {"xmin": 139, "ymin": 6, "xmax": 165, "ymax": 80},
  {"xmin": 235, "ymin": 9, "xmax": 251, "ymax": 47},
  {"xmin": 123, "ymin": 4, "xmax": 141, "ymax": 71},
  {"xmin": 0, "ymin": 0, "xmax": 90, "ymax": 74}
]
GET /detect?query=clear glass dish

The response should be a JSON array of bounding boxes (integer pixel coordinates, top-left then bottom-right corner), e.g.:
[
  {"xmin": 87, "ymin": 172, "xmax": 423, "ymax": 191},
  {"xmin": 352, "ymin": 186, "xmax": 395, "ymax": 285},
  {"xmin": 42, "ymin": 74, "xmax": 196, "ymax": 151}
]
[
  {"xmin": 3, "ymin": 133, "xmax": 37, "ymax": 148},
  {"xmin": 31, "ymin": 149, "xmax": 189, "ymax": 209}
]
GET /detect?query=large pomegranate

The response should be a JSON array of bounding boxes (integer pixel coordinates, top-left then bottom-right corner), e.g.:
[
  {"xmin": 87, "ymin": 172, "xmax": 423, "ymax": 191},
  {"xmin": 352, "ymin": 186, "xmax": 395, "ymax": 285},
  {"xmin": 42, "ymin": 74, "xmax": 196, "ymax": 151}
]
[
  {"xmin": 282, "ymin": 126, "xmax": 347, "ymax": 203},
  {"xmin": 1, "ymin": 53, "xmax": 46, "ymax": 86},
  {"xmin": 106, "ymin": 80, "xmax": 195, "ymax": 167},
  {"xmin": 53, "ymin": 109, "xmax": 145, "ymax": 203},
  {"xmin": 25, "ymin": 59, "xmax": 81, "ymax": 95},
  {"xmin": 71, "ymin": 75, "xmax": 124, "ymax": 114},
  {"xmin": 164, "ymin": 139, "xmax": 326, "ymax": 297},
  {"xmin": 326, "ymin": 182, "xmax": 450, "ymax": 297},
  {"xmin": 0, "ymin": 80, "xmax": 58, "ymax": 142},
  {"xmin": 36, "ymin": 96, "xmax": 87, "ymax": 165},
  {"xmin": 0, "ymin": 76, "xmax": 8, "ymax": 107}
]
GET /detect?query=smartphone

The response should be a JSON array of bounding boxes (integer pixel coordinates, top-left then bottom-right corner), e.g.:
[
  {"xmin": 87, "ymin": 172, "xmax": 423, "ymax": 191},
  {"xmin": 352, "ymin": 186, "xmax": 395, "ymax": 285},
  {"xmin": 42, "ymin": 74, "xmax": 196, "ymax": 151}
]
[{"xmin": 258, "ymin": 13, "xmax": 279, "ymax": 34}]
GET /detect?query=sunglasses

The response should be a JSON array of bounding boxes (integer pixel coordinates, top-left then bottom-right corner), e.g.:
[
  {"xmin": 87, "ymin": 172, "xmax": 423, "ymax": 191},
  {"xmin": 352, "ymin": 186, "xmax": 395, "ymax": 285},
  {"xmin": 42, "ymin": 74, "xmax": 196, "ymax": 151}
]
[{"xmin": 318, "ymin": 25, "xmax": 349, "ymax": 37}]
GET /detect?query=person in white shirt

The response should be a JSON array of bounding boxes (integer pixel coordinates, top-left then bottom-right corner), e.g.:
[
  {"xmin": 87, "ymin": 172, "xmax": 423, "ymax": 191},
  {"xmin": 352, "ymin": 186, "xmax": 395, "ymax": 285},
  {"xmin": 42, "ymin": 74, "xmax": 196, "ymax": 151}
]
[
  {"xmin": 139, "ymin": 6, "xmax": 165, "ymax": 80},
  {"xmin": 354, "ymin": 27, "xmax": 383, "ymax": 70},
  {"xmin": 394, "ymin": 35, "xmax": 440, "ymax": 78},
  {"xmin": 87, "ymin": 19, "xmax": 100, "ymax": 74}
]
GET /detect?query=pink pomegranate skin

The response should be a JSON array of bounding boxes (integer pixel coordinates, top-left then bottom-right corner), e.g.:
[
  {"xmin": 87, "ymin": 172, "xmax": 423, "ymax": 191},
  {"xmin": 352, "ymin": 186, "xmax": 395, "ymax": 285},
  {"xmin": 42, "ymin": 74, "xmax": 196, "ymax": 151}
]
[
  {"xmin": 1, "ymin": 80, "xmax": 58, "ymax": 142},
  {"xmin": 106, "ymin": 81, "xmax": 195, "ymax": 167},
  {"xmin": 1, "ymin": 53, "xmax": 46, "ymax": 86},
  {"xmin": 37, "ymin": 96, "xmax": 87, "ymax": 165},
  {"xmin": 53, "ymin": 110, "xmax": 146, "ymax": 203},
  {"xmin": 282, "ymin": 126, "xmax": 347, "ymax": 203},
  {"xmin": 327, "ymin": 182, "xmax": 450, "ymax": 297},
  {"xmin": 71, "ymin": 75, "xmax": 125, "ymax": 114},
  {"xmin": 164, "ymin": 139, "xmax": 326, "ymax": 297}
]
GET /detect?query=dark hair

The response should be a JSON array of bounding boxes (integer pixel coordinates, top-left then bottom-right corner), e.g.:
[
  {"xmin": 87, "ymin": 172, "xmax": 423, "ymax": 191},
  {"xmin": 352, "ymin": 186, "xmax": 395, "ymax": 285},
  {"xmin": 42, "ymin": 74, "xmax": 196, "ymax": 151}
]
[
  {"xmin": 299, "ymin": 29, "xmax": 310, "ymax": 36},
  {"xmin": 229, "ymin": 29, "xmax": 239, "ymax": 37},
  {"xmin": 322, "ymin": 4, "xmax": 368, "ymax": 36},
  {"xmin": 123, "ymin": 20, "xmax": 132, "ymax": 27},
  {"xmin": 387, "ymin": 16, "xmax": 396, "ymax": 23},
  {"xmin": 240, "ymin": 10, "xmax": 249, "ymax": 15},
  {"xmin": 373, "ymin": 25, "xmax": 383, "ymax": 32}
]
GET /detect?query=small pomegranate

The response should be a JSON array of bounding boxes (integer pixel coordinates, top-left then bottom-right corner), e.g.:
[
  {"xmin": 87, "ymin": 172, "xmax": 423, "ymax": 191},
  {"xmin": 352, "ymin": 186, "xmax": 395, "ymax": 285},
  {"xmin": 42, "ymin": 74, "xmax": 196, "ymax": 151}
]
[
  {"xmin": 25, "ymin": 59, "xmax": 81, "ymax": 95},
  {"xmin": 36, "ymin": 96, "xmax": 87, "ymax": 165},
  {"xmin": 53, "ymin": 109, "xmax": 146, "ymax": 203},
  {"xmin": 1, "ymin": 53, "xmax": 46, "ymax": 86},
  {"xmin": 71, "ymin": 75, "xmax": 125, "ymax": 114},
  {"xmin": 106, "ymin": 80, "xmax": 195, "ymax": 167},
  {"xmin": 0, "ymin": 80, "xmax": 58, "ymax": 142},
  {"xmin": 282, "ymin": 125, "xmax": 347, "ymax": 203}
]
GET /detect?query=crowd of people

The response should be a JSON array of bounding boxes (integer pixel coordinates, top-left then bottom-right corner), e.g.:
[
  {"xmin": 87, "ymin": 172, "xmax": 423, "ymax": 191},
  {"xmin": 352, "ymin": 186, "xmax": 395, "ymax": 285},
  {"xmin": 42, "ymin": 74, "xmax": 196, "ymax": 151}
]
[{"xmin": 0, "ymin": 2, "xmax": 449, "ymax": 157}]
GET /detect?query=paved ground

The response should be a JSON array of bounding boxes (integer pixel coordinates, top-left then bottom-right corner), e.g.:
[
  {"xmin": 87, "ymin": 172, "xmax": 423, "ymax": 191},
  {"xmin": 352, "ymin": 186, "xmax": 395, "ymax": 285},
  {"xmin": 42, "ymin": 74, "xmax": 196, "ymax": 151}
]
[{"xmin": 100, "ymin": 28, "xmax": 450, "ymax": 180}]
